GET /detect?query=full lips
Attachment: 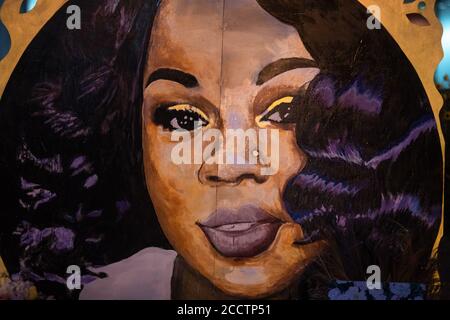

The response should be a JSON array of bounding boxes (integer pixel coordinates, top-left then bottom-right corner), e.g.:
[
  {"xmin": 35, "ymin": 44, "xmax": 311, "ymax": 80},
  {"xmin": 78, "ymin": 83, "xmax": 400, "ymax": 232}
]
[{"xmin": 198, "ymin": 205, "xmax": 283, "ymax": 258}]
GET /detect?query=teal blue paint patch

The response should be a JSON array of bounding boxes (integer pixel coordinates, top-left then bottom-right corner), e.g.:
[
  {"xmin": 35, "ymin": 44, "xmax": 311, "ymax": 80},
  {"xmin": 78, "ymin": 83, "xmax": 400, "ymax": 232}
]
[
  {"xmin": 20, "ymin": 0, "xmax": 38, "ymax": 14},
  {"xmin": 436, "ymin": 0, "xmax": 450, "ymax": 88},
  {"xmin": 418, "ymin": 1, "xmax": 427, "ymax": 10},
  {"xmin": 0, "ymin": 0, "xmax": 11, "ymax": 61}
]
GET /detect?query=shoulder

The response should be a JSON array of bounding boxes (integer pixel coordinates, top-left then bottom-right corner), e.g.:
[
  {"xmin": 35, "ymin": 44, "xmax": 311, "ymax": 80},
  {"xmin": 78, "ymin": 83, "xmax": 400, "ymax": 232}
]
[{"xmin": 79, "ymin": 247, "xmax": 177, "ymax": 300}]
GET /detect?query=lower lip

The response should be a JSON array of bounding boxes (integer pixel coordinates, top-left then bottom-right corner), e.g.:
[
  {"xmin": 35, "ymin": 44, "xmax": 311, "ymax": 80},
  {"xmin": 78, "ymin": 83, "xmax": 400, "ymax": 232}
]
[{"xmin": 199, "ymin": 220, "xmax": 283, "ymax": 258}]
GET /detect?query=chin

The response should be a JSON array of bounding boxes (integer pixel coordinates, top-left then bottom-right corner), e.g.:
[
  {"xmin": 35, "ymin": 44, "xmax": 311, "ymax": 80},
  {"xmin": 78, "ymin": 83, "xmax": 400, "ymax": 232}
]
[
  {"xmin": 184, "ymin": 243, "xmax": 302, "ymax": 299},
  {"xmin": 207, "ymin": 262, "xmax": 298, "ymax": 299}
]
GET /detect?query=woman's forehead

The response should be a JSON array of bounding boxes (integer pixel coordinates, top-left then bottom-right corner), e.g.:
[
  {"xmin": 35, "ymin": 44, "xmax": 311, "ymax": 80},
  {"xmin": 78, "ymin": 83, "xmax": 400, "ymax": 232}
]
[{"xmin": 145, "ymin": 0, "xmax": 313, "ymax": 88}]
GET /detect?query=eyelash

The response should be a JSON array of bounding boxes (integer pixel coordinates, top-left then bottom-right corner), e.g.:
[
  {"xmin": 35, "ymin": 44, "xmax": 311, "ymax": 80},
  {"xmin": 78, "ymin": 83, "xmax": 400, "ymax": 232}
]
[
  {"xmin": 153, "ymin": 104, "xmax": 210, "ymax": 131},
  {"xmin": 257, "ymin": 96, "xmax": 299, "ymax": 125},
  {"xmin": 152, "ymin": 95, "xmax": 299, "ymax": 132}
]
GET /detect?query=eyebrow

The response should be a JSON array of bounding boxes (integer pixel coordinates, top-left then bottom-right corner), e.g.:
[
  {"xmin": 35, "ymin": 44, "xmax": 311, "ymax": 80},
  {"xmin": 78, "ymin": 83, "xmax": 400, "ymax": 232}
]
[
  {"xmin": 256, "ymin": 57, "xmax": 318, "ymax": 85},
  {"xmin": 146, "ymin": 68, "xmax": 199, "ymax": 88}
]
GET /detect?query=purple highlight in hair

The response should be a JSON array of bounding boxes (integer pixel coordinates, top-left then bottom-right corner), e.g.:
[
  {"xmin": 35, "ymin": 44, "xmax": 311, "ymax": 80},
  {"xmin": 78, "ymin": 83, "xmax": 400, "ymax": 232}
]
[
  {"xmin": 115, "ymin": 200, "xmax": 131, "ymax": 214},
  {"xmin": 20, "ymin": 177, "xmax": 38, "ymax": 190},
  {"xmin": 19, "ymin": 225, "xmax": 75, "ymax": 254},
  {"xmin": 380, "ymin": 194, "xmax": 421, "ymax": 215},
  {"xmin": 17, "ymin": 142, "xmax": 63, "ymax": 174},
  {"xmin": 78, "ymin": 67, "xmax": 114, "ymax": 100},
  {"xmin": 336, "ymin": 215, "xmax": 347, "ymax": 228},
  {"xmin": 34, "ymin": 107, "xmax": 92, "ymax": 140},
  {"xmin": 70, "ymin": 156, "xmax": 86, "ymax": 169},
  {"xmin": 75, "ymin": 205, "xmax": 83, "ymax": 222},
  {"xmin": 49, "ymin": 227, "xmax": 75, "ymax": 253},
  {"xmin": 19, "ymin": 177, "xmax": 56, "ymax": 210},
  {"xmin": 303, "ymin": 140, "xmax": 364, "ymax": 166},
  {"xmin": 365, "ymin": 118, "xmax": 436, "ymax": 169},
  {"xmin": 71, "ymin": 161, "xmax": 93, "ymax": 177},
  {"xmin": 304, "ymin": 117, "xmax": 437, "ymax": 170},
  {"xmin": 294, "ymin": 173, "xmax": 361, "ymax": 196},
  {"xmin": 291, "ymin": 205, "xmax": 334, "ymax": 223},
  {"xmin": 81, "ymin": 275, "xmax": 99, "ymax": 285},
  {"xmin": 367, "ymin": 193, "xmax": 438, "ymax": 226},
  {"xmin": 337, "ymin": 81, "xmax": 382, "ymax": 115},
  {"xmin": 292, "ymin": 194, "xmax": 438, "ymax": 229},
  {"xmin": 20, "ymin": 227, "xmax": 44, "ymax": 248},
  {"xmin": 86, "ymin": 209, "xmax": 103, "ymax": 219},
  {"xmin": 102, "ymin": 0, "xmax": 120, "ymax": 14},
  {"xmin": 83, "ymin": 174, "xmax": 98, "ymax": 189},
  {"xmin": 41, "ymin": 228, "xmax": 52, "ymax": 238},
  {"xmin": 85, "ymin": 236, "xmax": 103, "ymax": 244},
  {"xmin": 21, "ymin": 271, "xmax": 44, "ymax": 283},
  {"xmin": 311, "ymin": 77, "xmax": 336, "ymax": 108},
  {"xmin": 43, "ymin": 273, "xmax": 66, "ymax": 284},
  {"xmin": 30, "ymin": 80, "xmax": 92, "ymax": 139}
]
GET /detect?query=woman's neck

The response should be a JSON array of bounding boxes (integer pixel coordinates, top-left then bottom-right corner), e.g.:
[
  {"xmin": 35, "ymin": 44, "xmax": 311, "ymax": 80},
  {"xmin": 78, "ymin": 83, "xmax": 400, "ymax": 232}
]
[{"xmin": 171, "ymin": 255, "xmax": 299, "ymax": 300}]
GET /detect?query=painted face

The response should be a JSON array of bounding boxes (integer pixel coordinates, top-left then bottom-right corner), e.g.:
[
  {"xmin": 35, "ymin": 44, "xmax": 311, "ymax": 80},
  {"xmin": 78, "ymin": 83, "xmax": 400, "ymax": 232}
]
[{"xmin": 142, "ymin": 0, "xmax": 323, "ymax": 298}]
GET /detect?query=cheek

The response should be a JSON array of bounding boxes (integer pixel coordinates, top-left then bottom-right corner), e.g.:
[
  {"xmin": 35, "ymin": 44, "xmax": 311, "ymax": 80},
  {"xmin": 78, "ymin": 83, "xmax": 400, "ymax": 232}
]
[
  {"xmin": 277, "ymin": 130, "xmax": 306, "ymax": 180},
  {"xmin": 142, "ymin": 123, "xmax": 219, "ymax": 263},
  {"xmin": 142, "ymin": 122, "xmax": 216, "ymax": 227},
  {"xmin": 144, "ymin": 126, "xmax": 189, "ymax": 194}
]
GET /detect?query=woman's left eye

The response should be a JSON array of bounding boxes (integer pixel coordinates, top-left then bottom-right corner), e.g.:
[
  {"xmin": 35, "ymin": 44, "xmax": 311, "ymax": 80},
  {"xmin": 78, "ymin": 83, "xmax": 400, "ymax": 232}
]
[{"xmin": 257, "ymin": 96, "xmax": 298, "ymax": 125}]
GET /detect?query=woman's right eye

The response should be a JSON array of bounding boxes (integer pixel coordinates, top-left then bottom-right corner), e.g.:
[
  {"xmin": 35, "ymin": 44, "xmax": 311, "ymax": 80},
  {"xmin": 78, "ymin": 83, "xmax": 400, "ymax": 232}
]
[{"xmin": 153, "ymin": 104, "xmax": 210, "ymax": 131}]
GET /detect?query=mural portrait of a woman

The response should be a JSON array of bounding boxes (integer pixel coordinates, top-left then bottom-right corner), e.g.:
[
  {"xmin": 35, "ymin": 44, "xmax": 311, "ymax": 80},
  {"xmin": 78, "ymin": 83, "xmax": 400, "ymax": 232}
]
[{"xmin": 0, "ymin": 0, "xmax": 444, "ymax": 300}]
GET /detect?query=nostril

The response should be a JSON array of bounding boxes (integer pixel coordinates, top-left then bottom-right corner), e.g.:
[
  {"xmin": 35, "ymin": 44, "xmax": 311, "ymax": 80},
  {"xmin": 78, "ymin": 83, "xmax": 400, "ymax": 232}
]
[
  {"xmin": 239, "ymin": 174, "xmax": 267, "ymax": 184},
  {"xmin": 204, "ymin": 173, "xmax": 267, "ymax": 186},
  {"xmin": 253, "ymin": 175, "xmax": 268, "ymax": 184},
  {"xmin": 198, "ymin": 161, "xmax": 270, "ymax": 186},
  {"xmin": 236, "ymin": 173, "xmax": 267, "ymax": 184},
  {"xmin": 207, "ymin": 175, "xmax": 221, "ymax": 183}
]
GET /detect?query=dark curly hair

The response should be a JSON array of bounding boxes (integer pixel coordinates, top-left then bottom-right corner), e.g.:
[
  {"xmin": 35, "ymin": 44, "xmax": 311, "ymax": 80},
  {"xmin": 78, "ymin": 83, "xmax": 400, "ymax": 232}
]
[{"xmin": 0, "ymin": 0, "xmax": 444, "ymax": 299}]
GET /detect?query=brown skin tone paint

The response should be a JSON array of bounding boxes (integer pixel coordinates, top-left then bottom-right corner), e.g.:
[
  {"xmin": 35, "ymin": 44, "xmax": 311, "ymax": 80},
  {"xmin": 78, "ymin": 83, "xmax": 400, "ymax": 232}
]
[{"xmin": 142, "ymin": 0, "xmax": 324, "ymax": 298}]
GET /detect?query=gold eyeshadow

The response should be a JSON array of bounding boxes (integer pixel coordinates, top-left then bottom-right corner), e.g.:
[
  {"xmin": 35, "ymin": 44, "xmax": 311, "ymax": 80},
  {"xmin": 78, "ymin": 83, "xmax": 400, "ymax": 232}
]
[
  {"xmin": 167, "ymin": 104, "xmax": 210, "ymax": 123},
  {"xmin": 256, "ymin": 96, "xmax": 295, "ymax": 126}
]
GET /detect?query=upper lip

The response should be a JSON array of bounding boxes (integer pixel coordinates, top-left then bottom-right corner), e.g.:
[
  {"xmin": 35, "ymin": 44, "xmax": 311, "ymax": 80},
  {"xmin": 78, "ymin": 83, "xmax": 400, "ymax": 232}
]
[{"xmin": 198, "ymin": 205, "xmax": 279, "ymax": 228}]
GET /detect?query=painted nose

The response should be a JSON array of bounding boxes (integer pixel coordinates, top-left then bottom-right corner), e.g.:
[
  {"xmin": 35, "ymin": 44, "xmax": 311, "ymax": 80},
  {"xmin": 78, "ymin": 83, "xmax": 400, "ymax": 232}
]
[
  {"xmin": 199, "ymin": 161, "xmax": 268, "ymax": 186},
  {"xmin": 198, "ymin": 137, "xmax": 269, "ymax": 186}
]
